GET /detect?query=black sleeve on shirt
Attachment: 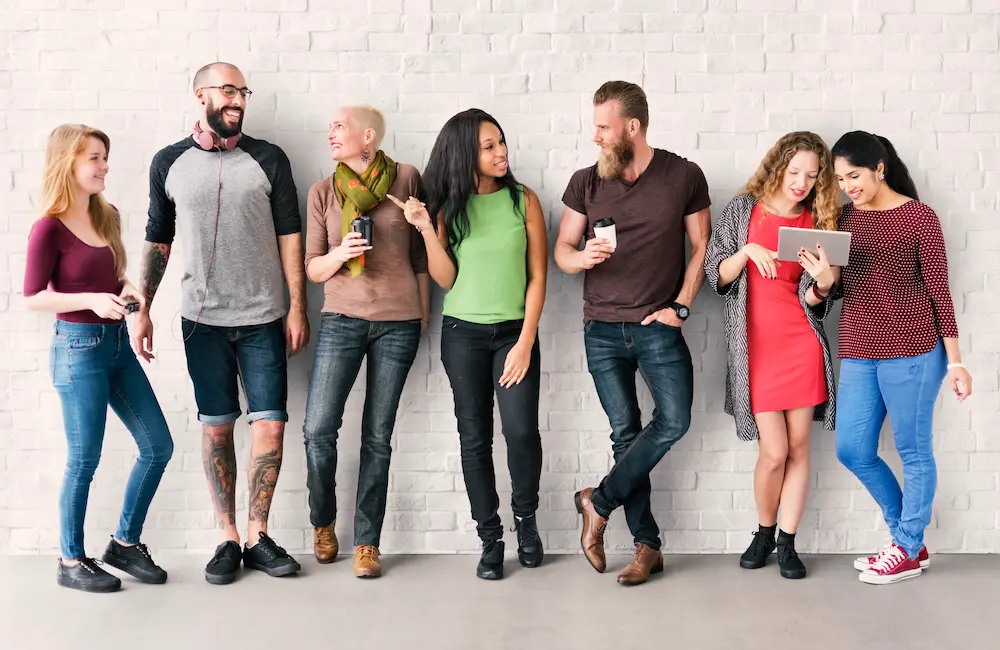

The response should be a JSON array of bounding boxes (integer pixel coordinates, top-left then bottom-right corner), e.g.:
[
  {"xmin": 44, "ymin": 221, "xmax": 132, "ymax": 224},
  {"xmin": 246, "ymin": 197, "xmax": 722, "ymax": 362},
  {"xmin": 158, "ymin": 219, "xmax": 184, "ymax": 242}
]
[
  {"xmin": 243, "ymin": 137, "xmax": 302, "ymax": 236},
  {"xmin": 144, "ymin": 139, "xmax": 191, "ymax": 244}
]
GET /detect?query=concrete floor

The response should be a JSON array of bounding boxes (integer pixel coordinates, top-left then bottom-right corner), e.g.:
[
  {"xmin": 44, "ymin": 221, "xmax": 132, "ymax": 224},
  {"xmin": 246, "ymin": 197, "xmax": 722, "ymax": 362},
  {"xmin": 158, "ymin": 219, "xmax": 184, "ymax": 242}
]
[{"xmin": 0, "ymin": 553, "xmax": 996, "ymax": 649}]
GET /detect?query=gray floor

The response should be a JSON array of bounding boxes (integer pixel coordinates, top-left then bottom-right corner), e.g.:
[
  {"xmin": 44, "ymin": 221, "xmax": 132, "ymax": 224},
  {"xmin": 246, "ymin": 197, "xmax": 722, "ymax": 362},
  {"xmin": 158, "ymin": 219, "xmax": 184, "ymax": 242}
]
[{"xmin": 0, "ymin": 553, "xmax": 996, "ymax": 649}]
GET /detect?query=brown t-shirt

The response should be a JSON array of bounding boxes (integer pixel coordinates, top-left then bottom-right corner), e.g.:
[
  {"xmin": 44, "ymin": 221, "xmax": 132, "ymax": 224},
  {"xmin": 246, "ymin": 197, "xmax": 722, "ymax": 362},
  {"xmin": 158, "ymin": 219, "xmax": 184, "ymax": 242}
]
[
  {"xmin": 562, "ymin": 148, "xmax": 711, "ymax": 323},
  {"xmin": 305, "ymin": 163, "xmax": 428, "ymax": 321}
]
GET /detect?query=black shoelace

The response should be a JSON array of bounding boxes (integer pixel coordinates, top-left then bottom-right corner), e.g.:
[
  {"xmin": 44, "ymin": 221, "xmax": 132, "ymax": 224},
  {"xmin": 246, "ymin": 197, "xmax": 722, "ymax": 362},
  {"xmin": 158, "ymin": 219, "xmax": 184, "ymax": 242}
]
[
  {"xmin": 79, "ymin": 558, "xmax": 105, "ymax": 574},
  {"xmin": 777, "ymin": 544, "xmax": 799, "ymax": 564},
  {"xmin": 512, "ymin": 517, "xmax": 539, "ymax": 547},
  {"xmin": 749, "ymin": 531, "xmax": 774, "ymax": 555},
  {"xmin": 134, "ymin": 543, "xmax": 153, "ymax": 562},
  {"xmin": 212, "ymin": 542, "xmax": 239, "ymax": 564},
  {"xmin": 256, "ymin": 534, "xmax": 289, "ymax": 560}
]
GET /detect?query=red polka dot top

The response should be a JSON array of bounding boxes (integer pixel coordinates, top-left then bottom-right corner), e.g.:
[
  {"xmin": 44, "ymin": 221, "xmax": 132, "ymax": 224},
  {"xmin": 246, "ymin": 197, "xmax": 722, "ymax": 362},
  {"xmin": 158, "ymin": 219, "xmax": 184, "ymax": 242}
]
[{"xmin": 837, "ymin": 200, "xmax": 959, "ymax": 360}]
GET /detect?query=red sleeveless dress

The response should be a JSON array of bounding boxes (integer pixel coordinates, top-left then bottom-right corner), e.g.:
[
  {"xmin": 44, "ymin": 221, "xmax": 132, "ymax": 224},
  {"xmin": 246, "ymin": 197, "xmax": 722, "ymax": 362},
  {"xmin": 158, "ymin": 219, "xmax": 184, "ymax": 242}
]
[{"xmin": 746, "ymin": 203, "xmax": 827, "ymax": 414}]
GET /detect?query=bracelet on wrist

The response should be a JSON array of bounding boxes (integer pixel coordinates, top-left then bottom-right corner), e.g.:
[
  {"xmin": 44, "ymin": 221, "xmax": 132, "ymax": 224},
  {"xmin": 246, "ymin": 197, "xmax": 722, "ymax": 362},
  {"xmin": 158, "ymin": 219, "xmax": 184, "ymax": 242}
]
[{"xmin": 947, "ymin": 362, "xmax": 965, "ymax": 369}]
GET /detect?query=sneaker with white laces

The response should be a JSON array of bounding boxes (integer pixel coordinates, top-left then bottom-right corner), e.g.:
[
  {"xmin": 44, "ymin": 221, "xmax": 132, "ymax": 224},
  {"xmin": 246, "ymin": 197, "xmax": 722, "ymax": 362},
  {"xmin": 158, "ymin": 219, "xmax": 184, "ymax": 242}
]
[
  {"xmin": 859, "ymin": 543, "xmax": 922, "ymax": 585},
  {"xmin": 854, "ymin": 544, "xmax": 929, "ymax": 571}
]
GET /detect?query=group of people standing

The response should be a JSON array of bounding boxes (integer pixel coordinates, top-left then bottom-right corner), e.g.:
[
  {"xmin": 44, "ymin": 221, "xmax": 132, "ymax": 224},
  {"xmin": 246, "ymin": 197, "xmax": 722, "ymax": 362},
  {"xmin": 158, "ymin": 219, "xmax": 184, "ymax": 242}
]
[{"xmin": 22, "ymin": 62, "xmax": 973, "ymax": 594}]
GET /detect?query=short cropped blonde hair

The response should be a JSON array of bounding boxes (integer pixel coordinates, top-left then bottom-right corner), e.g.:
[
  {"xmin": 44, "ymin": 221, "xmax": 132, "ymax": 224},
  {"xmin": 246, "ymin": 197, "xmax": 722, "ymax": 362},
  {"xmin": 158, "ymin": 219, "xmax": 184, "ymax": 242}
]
[{"xmin": 345, "ymin": 105, "xmax": 387, "ymax": 149}]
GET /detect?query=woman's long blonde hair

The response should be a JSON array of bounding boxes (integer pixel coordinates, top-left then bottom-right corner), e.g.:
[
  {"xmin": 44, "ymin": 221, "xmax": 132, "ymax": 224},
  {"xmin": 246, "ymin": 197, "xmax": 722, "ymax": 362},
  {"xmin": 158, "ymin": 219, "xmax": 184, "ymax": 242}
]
[
  {"xmin": 739, "ymin": 131, "xmax": 840, "ymax": 232},
  {"xmin": 39, "ymin": 124, "xmax": 126, "ymax": 277}
]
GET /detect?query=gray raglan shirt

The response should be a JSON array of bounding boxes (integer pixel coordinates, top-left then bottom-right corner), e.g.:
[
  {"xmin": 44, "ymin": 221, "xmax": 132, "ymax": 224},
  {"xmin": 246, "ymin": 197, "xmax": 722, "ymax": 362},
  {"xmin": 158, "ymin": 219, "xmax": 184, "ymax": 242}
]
[{"xmin": 145, "ymin": 134, "xmax": 301, "ymax": 327}]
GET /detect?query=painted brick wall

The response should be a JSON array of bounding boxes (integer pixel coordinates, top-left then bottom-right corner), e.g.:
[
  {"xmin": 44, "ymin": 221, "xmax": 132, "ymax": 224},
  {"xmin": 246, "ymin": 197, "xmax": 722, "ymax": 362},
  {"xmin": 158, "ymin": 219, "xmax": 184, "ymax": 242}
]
[{"xmin": 1, "ymin": 0, "xmax": 998, "ymax": 556}]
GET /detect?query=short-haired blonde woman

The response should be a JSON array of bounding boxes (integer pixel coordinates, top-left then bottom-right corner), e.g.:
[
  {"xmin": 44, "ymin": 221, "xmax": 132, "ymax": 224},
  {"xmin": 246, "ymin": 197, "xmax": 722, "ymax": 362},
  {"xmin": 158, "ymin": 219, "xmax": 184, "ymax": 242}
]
[
  {"xmin": 705, "ymin": 131, "xmax": 840, "ymax": 580},
  {"xmin": 23, "ymin": 124, "xmax": 174, "ymax": 592}
]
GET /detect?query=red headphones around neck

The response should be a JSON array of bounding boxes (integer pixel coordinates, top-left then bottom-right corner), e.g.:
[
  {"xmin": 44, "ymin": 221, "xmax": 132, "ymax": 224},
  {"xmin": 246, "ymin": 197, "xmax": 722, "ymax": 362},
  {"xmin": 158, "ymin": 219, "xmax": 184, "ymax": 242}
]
[{"xmin": 192, "ymin": 122, "xmax": 241, "ymax": 151}]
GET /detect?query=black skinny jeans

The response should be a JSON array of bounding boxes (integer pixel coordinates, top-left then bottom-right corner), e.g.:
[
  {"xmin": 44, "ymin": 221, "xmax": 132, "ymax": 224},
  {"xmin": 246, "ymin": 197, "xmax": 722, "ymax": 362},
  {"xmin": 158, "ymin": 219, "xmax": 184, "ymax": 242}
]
[{"xmin": 441, "ymin": 316, "xmax": 542, "ymax": 543}]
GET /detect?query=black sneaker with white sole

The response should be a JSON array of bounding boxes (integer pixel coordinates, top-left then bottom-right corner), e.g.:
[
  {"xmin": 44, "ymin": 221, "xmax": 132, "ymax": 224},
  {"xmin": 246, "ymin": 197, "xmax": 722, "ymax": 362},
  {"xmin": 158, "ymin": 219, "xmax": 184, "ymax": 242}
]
[
  {"xmin": 57, "ymin": 558, "xmax": 121, "ymax": 593},
  {"xmin": 205, "ymin": 540, "xmax": 242, "ymax": 585},
  {"xmin": 243, "ymin": 532, "xmax": 301, "ymax": 578},
  {"xmin": 102, "ymin": 538, "xmax": 167, "ymax": 584}
]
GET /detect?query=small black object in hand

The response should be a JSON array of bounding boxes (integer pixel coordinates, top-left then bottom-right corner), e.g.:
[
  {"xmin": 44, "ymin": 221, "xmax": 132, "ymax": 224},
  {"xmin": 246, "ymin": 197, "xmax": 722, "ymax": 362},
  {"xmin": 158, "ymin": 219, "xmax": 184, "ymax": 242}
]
[{"xmin": 125, "ymin": 301, "xmax": 140, "ymax": 314}]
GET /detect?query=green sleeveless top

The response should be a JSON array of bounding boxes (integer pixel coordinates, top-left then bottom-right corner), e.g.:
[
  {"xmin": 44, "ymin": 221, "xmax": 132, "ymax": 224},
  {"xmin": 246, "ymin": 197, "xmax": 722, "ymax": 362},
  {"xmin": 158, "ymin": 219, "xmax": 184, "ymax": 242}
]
[{"xmin": 442, "ymin": 186, "xmax": 527, "ymax": 324}]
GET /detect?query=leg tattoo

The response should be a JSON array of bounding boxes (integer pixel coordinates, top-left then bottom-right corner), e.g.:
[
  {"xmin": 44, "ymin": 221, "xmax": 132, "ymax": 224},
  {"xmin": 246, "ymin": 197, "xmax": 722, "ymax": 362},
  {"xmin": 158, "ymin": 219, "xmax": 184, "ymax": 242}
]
[{"xmin": 203, "ymin": 432, "xmax": 237, "ymax": 526}]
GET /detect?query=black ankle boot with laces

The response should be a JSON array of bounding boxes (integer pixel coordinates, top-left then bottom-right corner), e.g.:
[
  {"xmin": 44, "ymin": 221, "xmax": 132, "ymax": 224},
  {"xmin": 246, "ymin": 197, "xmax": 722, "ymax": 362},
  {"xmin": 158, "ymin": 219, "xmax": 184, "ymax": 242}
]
[{"xmin": 514, "ymin": 514, "xmax": 544, "ymax": 568}]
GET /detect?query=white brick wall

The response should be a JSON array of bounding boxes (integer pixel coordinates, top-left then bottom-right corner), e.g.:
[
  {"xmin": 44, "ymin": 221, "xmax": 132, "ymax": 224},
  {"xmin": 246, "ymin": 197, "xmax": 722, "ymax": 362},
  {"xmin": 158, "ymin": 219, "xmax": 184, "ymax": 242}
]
[{"xmin": 1, "ymin": 0, "xmax": 998, "ymax": 556}]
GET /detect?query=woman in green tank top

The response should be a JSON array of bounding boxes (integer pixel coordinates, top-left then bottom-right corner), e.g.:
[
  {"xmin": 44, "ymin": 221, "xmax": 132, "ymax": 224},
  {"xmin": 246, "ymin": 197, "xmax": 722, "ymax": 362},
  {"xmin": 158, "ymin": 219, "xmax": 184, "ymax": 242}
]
[{"xmin": 389, "ymin": 109, "xmax": 549, "ymax": 581}]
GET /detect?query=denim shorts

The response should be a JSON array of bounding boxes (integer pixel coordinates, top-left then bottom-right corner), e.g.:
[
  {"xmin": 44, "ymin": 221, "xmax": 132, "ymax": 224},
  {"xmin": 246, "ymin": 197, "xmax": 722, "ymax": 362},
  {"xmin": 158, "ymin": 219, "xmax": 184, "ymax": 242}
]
[{"xmin": 181, "ymin": 317, "xmax": 288, "ymax": 425}]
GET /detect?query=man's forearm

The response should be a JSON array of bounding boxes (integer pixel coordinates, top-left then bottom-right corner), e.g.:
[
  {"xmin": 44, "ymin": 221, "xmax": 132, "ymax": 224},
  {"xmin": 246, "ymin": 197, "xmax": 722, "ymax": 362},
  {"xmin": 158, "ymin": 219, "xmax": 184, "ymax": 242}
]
[
  {"xmin": 278, "ymin": 234, "xmax": 307, "ymax": 312},
  {"xmin": 140, "ymin": 242, "xmax": 171, "ymax": 310},
  {"xmin": 676, "ymin": 244, "xmax": 707, "ymax": 307},
  {"xmin": 554, "ymin": 241, "xmax": 583, "ymax": 274}
]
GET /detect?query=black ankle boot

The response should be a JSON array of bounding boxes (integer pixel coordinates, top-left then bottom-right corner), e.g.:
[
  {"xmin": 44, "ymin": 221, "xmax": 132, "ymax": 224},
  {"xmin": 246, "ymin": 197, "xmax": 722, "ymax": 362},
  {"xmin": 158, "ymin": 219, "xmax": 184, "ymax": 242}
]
[
  {"xmin": 514, "ymin": 515, "xmax": 544, "ymax": 568},
  {"xmin": 739, "ymin": 529, "xmax": 776, "ymax": 570},
  {"xmin": 57, "ymin": 558, "xmax": 121, "ymax": 593},
  {"xmin": 476, "ymin": 539, "xmax": 504, "ymax": 580}
]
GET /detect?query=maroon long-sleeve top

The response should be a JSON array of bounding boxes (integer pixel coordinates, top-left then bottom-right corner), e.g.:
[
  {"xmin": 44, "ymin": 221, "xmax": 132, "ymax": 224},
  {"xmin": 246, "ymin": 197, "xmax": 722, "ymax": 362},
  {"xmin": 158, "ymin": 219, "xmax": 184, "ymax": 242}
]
[
  {"xmin": 23, "ymin": 217, "xmax": 123, "ymax": 324},
  {"xmin": 837, "ymin": 200, "xmax": 959, "ymax": 360}
]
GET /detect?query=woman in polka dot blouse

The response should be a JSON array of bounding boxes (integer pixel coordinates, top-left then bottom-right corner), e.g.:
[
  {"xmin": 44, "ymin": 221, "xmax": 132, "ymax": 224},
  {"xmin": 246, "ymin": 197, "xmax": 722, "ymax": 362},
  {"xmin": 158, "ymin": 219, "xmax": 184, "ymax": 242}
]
[{"xmin": 831, "ymin": 131, "xmax": 974, "ymax": 587}]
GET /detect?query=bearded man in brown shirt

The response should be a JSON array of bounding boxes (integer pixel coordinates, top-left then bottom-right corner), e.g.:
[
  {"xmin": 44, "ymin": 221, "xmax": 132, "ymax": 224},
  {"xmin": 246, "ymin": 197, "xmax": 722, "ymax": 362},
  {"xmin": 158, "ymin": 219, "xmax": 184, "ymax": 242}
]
[
  {"xmin": 554, "ymin": 81, "xmax": 712, "ymax": 586},
  {"xmin": 303, "ymin": 105, "xmax": 430, "ymax": 578}
]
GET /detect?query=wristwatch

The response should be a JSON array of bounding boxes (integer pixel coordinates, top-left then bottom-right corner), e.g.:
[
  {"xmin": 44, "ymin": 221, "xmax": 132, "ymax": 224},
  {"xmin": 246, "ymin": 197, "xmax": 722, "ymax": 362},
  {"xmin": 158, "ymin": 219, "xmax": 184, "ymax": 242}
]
[{"xmin": 671, "ymin": 302, "xmax": 690, "ymax": 321}]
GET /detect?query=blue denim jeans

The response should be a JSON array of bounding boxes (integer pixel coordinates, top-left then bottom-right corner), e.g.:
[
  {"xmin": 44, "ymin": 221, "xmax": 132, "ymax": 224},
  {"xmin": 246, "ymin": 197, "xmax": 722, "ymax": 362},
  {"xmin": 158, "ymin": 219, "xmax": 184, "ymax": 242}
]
[
  {"xmin": 835, "ymin": 340, "xmax": 947, "ymax": 558},
  {"xmin": 50, "ymin": 321, "xmax": 174, "ymax": 560},
  {"xmin": 181, "ymin": 317, "xmax": 288, "ymax": 425},
  {"xmin": 584, "ymin": 321, "xmax": 694, "ymax": 551},
  {"xmin": 303, "ymin": 313, "xmax": 421, "ymax": 547}
]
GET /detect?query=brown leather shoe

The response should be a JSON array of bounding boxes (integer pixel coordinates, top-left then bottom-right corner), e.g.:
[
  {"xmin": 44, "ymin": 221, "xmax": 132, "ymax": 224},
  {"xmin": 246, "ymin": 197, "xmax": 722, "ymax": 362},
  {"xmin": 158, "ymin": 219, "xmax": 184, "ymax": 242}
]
[
  {"xmin": 354, "ymin": 545, "xmax": 382, "ymax": 579},
  {"xmin": 313, "ymin": 524, "xmax": 338, "ymax": 564},
  {"xmin": 574, "ymin": 488, "xmax": 607, "ymax": 573},
  {"xmin": 617, "ymin": 542, "xmax": 664, "ymax": 586}
]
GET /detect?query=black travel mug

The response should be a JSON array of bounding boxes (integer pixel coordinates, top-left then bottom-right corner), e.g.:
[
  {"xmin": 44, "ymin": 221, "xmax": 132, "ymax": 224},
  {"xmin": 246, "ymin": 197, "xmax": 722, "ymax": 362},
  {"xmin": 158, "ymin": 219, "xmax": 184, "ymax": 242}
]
[{"xmin": 352, "ymin": 215, "xmax": 374, "ymax": 248}]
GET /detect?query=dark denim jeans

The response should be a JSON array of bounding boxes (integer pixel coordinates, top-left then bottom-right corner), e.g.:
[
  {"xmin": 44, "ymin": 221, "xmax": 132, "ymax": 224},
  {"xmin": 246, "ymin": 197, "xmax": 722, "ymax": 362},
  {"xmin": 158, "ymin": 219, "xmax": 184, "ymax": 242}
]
[
  {"xmin": 303, "ymin": 313, "xmax": 420, "ymax": 547},
  {"xmin": 836, "ymin": 340, "xmax": 947, "ymax": 558},
  {"xmin": 584, "ymin": 321, "xmax": 694, "ymax": 550},
  {"xmin": 50, "ymin": 321, "xmax": 174, "ymax": 560},
  {"xmin": 181, "ymin": 317, "xmax": 288, "ymax": 424},
  {"xmin": 441, "ymin": 316, "xmax": 542, "ymax": 543}
]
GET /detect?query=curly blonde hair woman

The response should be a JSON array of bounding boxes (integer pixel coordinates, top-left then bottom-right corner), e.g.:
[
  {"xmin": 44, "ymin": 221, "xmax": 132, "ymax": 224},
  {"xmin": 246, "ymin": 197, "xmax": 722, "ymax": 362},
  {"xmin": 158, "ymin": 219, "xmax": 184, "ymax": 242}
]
[{"xmin": 704, "ymin": 131, "xmax": 841, "ymax": 581}]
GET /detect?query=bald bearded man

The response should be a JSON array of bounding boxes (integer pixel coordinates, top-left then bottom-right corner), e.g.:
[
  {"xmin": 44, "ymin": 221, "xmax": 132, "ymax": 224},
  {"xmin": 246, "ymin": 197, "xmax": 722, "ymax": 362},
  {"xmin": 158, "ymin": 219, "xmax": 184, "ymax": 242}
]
[
  {"xmin": 136, "ymin": 62, "xmax": 309, "ymax": 585},
  {"xmin": 301, "ymin": 105, "xmax": 430, "ymax": 578}
]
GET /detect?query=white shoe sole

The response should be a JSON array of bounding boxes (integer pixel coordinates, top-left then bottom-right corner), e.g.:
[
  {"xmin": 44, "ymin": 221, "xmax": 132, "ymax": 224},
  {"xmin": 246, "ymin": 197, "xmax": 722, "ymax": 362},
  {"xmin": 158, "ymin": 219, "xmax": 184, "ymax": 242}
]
[
  {"xmin": 859, "ymin": 567, "xmax": 922, "ymax": 585},
  {"xmin": 854, "ymin": 557, "xmax": 930, "ymax": 571}
]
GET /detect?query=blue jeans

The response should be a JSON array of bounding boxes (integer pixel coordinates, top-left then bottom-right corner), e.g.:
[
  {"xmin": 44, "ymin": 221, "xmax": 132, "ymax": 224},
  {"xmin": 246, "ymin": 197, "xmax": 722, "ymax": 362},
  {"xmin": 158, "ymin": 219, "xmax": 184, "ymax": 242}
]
[
  {"xmin": 835, "ymin": 340, "xmax": 947, "ymax": 558},
  {"xmin": 585, "ymin": 321, "xmax": 694, "ymax": 551},
  {"xmin": 50, "ymin": 321, "xmax": 174, "ymax": 560},
  {"xmin": 303, "ymin": 313, "xmax": 420, "ymax": 547},
  {"xmin": 181, "ymin": 317, "xmax": 288, "ymax": 424}
]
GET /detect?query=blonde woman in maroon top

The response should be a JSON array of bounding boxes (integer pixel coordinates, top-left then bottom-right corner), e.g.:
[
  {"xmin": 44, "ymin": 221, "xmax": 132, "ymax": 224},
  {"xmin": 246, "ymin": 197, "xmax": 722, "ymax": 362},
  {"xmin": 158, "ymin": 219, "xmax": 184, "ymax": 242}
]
[
  {"xmin": 832, "ymin": 131, "xmax": 973, "ymax": 585},
  {"xmin": 24, "ymin": 125, "xmax": 174, "ymax": 593}
]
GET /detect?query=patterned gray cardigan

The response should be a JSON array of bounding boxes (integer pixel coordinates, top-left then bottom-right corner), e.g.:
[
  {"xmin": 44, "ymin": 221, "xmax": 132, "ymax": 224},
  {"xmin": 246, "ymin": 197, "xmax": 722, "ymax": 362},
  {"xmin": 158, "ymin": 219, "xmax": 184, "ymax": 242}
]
[{"xmin": 704, "ymin": 194, "xmax": 837, "ymax": 442}]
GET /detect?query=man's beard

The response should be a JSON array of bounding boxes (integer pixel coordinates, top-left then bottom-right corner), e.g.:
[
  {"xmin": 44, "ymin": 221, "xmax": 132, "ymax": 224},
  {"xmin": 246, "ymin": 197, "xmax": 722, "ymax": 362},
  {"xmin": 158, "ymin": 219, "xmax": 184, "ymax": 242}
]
[
  {"xmin": 205, "ymin": 99, "xmax": 244, "ymax": 139},
  {"xmin": 597, "ymin": 134, "xmax": 634, "ymax": 179}
]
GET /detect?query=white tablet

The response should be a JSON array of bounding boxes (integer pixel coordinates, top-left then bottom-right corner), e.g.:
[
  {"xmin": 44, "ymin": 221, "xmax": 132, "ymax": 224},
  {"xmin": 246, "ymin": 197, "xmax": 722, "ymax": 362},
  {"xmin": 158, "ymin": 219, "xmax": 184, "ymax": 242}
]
[{"xmin": 777, "ymin": 226, "xmax": 852, "ymax": 267}]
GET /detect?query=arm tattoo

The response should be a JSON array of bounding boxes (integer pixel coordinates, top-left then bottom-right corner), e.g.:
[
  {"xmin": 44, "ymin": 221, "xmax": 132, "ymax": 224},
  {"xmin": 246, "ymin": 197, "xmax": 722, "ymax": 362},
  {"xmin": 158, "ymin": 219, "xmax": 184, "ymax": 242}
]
[
  {"xmin": 203, "ymin": 434, "xmax": 237, "ymax": 526},
  {"xmin": 140, "ymin": 241, "xmax": 172, "ymax": 307},
  {"xmin": 248, "ymin": 449, "xmax": 282, "ymax": 524}
]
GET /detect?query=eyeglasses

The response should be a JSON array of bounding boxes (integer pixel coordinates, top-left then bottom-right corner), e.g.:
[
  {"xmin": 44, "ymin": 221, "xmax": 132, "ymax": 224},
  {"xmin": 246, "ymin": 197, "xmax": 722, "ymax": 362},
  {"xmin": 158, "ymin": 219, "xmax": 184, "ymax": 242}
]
[{"xmin": 200, "ymin": 85, "xmax": 253, "ymax": 99}]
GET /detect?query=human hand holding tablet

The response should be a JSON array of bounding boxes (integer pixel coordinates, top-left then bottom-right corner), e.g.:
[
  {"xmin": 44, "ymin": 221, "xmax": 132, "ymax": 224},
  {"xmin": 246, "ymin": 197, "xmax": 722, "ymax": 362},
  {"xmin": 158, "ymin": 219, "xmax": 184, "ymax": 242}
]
[{"xmin": 777, "ymin": 226, "xmax": 852, "ymax": 267}]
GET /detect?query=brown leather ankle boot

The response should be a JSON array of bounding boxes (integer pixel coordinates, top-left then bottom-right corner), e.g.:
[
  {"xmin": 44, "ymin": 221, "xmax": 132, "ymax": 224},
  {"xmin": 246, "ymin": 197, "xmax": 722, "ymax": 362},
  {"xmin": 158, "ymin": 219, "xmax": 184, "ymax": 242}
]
[
  {"xmin": 313, "ymin": 524, "xmax": 339, "ymax": 564},
  {"xmin": 354, "ymin": 545, "xmax": 382, "ymax": 579},
  {"xmin": 617, "ymin": 542, "xmax": 664, "ymax": 586}
]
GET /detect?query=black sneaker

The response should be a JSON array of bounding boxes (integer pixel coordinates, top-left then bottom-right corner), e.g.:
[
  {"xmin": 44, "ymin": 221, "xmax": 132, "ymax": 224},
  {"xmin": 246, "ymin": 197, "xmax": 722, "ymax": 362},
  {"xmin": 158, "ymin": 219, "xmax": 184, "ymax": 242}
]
[
  {"xmin": 57, "ymin": 558, "xmax": 121, "ymax": 593},
  {"xmin": 777, "ymin": 543, "xmax": 807, "ymax": 579},
  {"xmin": 739, "ymin": 531, "xmax": 776, "ymax": 569},
  {"xmin": 513, "ymin": 515, "xmax": 544, "ymax": 568},
  {"xmin": 243, "ymin": 532, "xmax": 301, "ymax": 578},
  {"xmin": 205, "ymin": 540, "xmax": 242, "ymax": 585},
  {"xmin": 102, "ymin": 538, "xmax": 167, "ymax": 584},
  {"xmin": 476, "ymin": 539, "xmax": 504, "ymax": 580}
]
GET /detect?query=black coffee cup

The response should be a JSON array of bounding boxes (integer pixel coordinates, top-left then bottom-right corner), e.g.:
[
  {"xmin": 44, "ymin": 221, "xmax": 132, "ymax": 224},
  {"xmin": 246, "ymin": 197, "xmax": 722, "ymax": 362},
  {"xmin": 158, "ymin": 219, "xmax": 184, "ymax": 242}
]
[{"xmin": 352, "ymin": 215, "xmax": 374, "ymax": 248}]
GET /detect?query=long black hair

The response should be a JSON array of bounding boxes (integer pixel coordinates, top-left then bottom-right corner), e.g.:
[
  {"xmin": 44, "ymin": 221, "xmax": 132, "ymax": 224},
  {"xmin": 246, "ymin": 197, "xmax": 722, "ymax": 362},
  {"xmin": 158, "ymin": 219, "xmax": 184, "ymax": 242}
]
[
  {"xmin": 831, "ymin": 131, "xmax": 919, "ymax": 201},
  {"xmin": 421, "ymin": 108, "xmax": 523, "ymax": 255}
]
